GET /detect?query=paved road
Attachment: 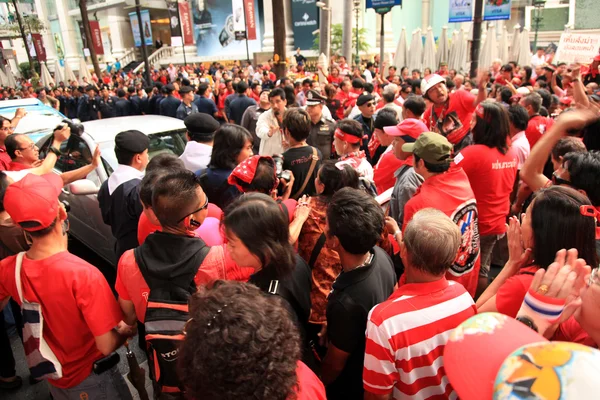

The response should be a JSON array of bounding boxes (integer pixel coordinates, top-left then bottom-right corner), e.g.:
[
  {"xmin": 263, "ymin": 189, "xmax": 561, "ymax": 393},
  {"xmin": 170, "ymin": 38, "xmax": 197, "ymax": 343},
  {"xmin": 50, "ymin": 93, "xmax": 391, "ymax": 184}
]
[{"xmin": 2, "ymin": 236, "xmax": 153, "ymax": 400}]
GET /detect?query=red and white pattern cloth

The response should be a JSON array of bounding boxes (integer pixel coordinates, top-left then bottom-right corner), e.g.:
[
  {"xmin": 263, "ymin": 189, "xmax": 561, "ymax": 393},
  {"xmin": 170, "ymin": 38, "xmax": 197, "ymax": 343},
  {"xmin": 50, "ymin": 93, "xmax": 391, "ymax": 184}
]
[{"xmin": 363, "ymin": 279, "xmax": 476, "ymax": 399}]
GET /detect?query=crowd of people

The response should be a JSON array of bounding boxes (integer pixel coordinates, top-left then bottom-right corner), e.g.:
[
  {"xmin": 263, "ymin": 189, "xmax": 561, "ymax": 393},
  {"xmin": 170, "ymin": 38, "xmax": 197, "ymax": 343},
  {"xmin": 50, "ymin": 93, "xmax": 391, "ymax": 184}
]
[{"xmin": 0, "ymin": 44, "xmax": 600, "ymax": 400}]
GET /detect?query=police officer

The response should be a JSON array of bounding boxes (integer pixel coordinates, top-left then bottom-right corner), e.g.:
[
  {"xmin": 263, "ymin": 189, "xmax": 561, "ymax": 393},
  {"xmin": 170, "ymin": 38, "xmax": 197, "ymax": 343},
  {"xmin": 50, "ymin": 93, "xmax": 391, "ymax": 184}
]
[
  {"xmin": 115, "ymin": 89, "xmax": 133, "ymax": 117},
  {"xmin": 305, "ymin": 90, "xmax": 335, "ymax": 159},
  {"xmin": 175, "ymin": 86, "xmax": 198, "ymax": 120},
  {"xmin": 159, "ymin": 84, "xmax": 182, "ymax": 118},
  {"xmin": 98, "ymin": 86, "xmax": 118, "ymax": 119},
  {"xmin": 77, "ymin": 85, "xmax": 100, "ymax": 121}
]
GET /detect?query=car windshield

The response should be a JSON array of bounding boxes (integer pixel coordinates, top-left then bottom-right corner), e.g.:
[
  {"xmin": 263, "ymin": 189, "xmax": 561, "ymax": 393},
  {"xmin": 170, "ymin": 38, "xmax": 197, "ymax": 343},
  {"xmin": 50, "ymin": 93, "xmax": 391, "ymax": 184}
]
[
  {"xmin": 0, "ymin": 106, "xmax": 65, "ymax": 143},
  {"xmin": 99, "ymin": 129, "xmax": 188, "ymax": 174}
]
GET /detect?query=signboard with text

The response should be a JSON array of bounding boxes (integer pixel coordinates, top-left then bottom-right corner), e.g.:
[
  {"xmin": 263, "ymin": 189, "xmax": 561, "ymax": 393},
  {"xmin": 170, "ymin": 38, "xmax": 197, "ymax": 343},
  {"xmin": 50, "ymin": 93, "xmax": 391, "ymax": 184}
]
[
  {"xmin": 449, "ymin": 0, "xmax": 473, "ymax": 23},
  {"xmin": 554, "ymin": 32, "xmax": 600, "ymax": 64},
  {"xmin": 178, "ymin": 2, "xmax": 194, "ymax": 45},
  {"xmin": 483, "ymin": 0, "xmax": 511, "ymax": 21},
  {"xmin": 31, "ymin": 33, "xmax": 46, "ymax": 62},
  {"xmin": 366, "ymin": 0, "xmax": 401, "ymax": 13},
  {"xmin": 291, "ymin": 0, "xmax": 318, "ymax": 50},
  {"xmin": 128, "ymin": 9, "xmax": 153, "ymax": 47},
  {"xmin": 89, "ymin": 20, "xmax": 104, "ymax": 55}
]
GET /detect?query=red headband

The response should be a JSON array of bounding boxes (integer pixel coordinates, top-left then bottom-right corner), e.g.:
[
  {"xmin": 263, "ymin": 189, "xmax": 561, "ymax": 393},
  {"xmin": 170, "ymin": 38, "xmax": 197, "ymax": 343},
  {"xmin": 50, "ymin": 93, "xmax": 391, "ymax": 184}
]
[
  {"xmin": 228, "ymin": 155, "xmax": 277, "ymax": 192},
  {"xmin": 334, "ymin": 128, "xmax": 363, "ymax": 144},
  {"xmin": 475, "ymin": 103, "xmax": 492, "ymax": 123}
]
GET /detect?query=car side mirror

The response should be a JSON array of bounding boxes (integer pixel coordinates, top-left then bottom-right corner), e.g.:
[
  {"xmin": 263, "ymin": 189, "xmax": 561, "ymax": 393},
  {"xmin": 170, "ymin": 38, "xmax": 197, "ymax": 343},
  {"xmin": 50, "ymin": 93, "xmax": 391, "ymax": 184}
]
[{"xmin": 69, "ymin": 179, "xmax": 99, "ymax": 195}]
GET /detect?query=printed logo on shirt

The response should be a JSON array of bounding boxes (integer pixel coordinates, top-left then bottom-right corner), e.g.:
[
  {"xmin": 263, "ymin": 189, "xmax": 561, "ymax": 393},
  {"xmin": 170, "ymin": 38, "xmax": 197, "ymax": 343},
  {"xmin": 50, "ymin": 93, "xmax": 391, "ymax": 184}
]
[
  {"xmin": 492, "ymin": 159, "xmax": 518, "ymax": 170},
  {"xmin": 537, "ymin": 124, "xmax": 547, "ymax": 134},
  {"xmin": 161, "ymin": 349, "xmax": 180, "ymax": 361},
  {"xmin": 450, "ymin": 200, "xmax": 480, "ymax": 276}
]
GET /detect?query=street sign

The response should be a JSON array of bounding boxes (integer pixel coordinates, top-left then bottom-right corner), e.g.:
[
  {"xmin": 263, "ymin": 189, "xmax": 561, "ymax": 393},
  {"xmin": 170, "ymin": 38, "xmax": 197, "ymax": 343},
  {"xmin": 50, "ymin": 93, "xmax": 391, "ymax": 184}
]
[{"xmin": 366, "ymin": 0, "xmax": 401, "ymax": 13}]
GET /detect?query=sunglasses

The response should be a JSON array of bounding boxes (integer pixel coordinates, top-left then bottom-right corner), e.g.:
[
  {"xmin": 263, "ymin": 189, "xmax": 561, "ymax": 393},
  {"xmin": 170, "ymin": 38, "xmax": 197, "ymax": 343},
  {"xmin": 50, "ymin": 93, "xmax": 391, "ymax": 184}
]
[{"xmin": 176, "ymin": 195, "xmax": 209, "ymax": 225}]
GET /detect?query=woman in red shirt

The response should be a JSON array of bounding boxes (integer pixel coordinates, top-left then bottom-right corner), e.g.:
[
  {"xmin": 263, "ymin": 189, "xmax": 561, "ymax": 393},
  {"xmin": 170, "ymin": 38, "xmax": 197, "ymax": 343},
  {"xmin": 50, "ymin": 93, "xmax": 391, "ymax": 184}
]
[{"xmin": 477, "ymin": 186, "xmax": 597, "ymax": 318}]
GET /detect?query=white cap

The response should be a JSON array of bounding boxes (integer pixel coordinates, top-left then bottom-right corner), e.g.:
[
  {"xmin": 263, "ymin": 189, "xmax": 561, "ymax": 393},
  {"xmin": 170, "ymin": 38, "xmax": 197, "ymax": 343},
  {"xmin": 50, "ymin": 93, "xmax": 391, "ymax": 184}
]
[{"xmin": 421, "ymin": 74, "xmax": 446, "ymax": 95}]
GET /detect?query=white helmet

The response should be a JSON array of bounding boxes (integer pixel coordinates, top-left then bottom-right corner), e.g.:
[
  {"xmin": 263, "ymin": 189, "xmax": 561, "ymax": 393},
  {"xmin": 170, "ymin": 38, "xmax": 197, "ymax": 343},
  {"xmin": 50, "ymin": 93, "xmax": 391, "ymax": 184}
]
[{"xmin": 421, "ymin": 74, "xmax": 446, "ymax": 96}]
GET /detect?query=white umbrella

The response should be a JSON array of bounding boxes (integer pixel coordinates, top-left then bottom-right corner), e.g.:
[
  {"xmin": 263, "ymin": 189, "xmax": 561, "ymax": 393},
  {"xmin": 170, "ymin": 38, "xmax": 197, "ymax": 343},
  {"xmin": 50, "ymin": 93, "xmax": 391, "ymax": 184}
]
[
  {"xmin": 510, "ymin": 24, "xmax": 521, "ymax": 63},
  {"xmin": 479, "ymin": 25, "xmax": 497, "ymax": 72},
  {"xmin": 436, "ymin": 26, "xmax": 450, "ymax": 67},
  {"xmin": 5, "ymin": 65, "xmax": 17, "ymax": 88},
  {"xmin": 53, "ymin": 59, "xmax": 65, "ymax": 85},
  {"xmin": 40, "ymin": 62, "xmax": 55, "ymax": 88},
  {"xmin": 408, "ymin": 28, "xmax": 423, "ymax": 72},
  {"xmin": 448, "ymin": 30, "xmax": 458, "ymax": 71},
  {"xmin": 422, "ymin": 27, "xmax": 436, "ymax": 72},
  {"xmin": 64, "ymin": 60, "xmax": 77, "ymax": 84},
  {"xmin": 78, "ymin": 58, "xmax": 92, "ymax": 85},
  {"xmin": 455, "ymin": 28, "xmax": 468, "ymax": 73},
  {"xmin": 517, "ymin": 27, "xmax": 531, "ymax": 67},
  {"xmin": 498, "ymin": 25, "xmax": 509, "ymax": 64},
  {"xmin": 393, "ymin": 27, "xmax": 408, "ymax": 70},
  {"xmin": 0, "ymin": 69, "xmax": 8, "ymax": 86}
]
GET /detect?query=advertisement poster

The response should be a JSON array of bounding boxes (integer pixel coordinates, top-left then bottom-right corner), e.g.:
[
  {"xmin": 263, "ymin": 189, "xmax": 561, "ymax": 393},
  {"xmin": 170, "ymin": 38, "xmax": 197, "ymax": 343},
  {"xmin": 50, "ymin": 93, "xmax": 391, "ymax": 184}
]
[
  {"xmin": 31, "ymin": 33, "xmax": 46, "ymax": 62},
  {"xmin": 191, "ymin": 0, "xmax": 261, "ymax": 57},
  {"xmin": 129, "ymin": 10, "xmax": 153, "ymax": 47},
  {"xmin": 167, "ymin": 0, "xmax": 182, "ymax": 39},
  {"xmin": 449, "ymin": 0, "xmax": 473, "ymax": 23},
  {"xmin": 179, "ymin": 1, "xmax": 194, "ymax": 45},
  {"xmin": 291, "ymin": 0, "xmax": 318, "ymax": 50},
  {"xmin": 483, "ymin": 0, "xmax": 511, "ymax": 21},
  {"xmin": 554, "ymin": 32, "xmax": 600, "ymax": 64},
  {"xmin": 50, "ymin": 20, "xmax": 65, "ymax": 60},
  {"xmin": 89, "ymin": 20, "xmax": 104, "ymax": 55},
  {"xmin": 232, "ymin": 0, "xmax": 246, "ymax": 40}
]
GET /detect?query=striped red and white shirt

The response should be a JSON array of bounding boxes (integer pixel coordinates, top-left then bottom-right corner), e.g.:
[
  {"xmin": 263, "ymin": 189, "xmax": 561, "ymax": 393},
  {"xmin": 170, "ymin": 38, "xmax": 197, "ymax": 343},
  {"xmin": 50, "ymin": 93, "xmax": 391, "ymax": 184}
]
[{"xmin": 363, "ymin": 278, "xmax": 476, "ymax": 399}]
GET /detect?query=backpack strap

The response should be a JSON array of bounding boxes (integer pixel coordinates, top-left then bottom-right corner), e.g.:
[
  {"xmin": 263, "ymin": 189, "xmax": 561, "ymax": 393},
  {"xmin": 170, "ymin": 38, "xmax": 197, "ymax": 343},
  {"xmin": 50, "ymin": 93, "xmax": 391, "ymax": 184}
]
[
  {"xmin": 292, "ymin": 147, "xmax": 319, "ymax": 200},
  {"xmin": 14, "ymin": 252, "xmax": 26, "ymax": 303},
  {"xmin": 308, "ymin": 233, "xmax": 326, "ymax": 270}
]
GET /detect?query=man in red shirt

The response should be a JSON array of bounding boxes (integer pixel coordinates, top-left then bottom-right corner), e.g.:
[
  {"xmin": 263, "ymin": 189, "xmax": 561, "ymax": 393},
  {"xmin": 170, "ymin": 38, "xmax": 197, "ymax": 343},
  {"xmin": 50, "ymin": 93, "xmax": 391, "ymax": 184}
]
[
  {"xmin": 520, "ymin": 92, "xmax": 554, "ymax": 148},
  {"xmin": 421, "ymin": 73, "xmax": 488, "ymax": 152},
  {"xmin": 372, "ymin": 109, "xmax": 400, "ymax": 193},
  {"xmin": 0, "ymin": 109, "xmax": 26, "ymax": 171},
  {"xmin": 0, "ymin": 174, "xmax": 132, "ymax": 398},
  {"xmin": 334, "ymin": 80, "xmax": 355, "ymax": 120},
  {"xmin": 400, "ymin": 132, "xmax": 481, "ymax": 296},
  {"xmin": 364, "ymin": 208, "xmax": 477, "ymax": 399}
]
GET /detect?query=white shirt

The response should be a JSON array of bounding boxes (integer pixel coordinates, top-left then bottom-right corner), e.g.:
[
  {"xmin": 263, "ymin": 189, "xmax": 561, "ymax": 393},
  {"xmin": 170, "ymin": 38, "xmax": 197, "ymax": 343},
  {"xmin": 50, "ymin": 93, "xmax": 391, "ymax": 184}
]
[
  {"xmin": 179, "ymin": 141, "xmax": 212, "ymax": 173},
  {"xmin": 256, "ymin": 109, "xmax": 285, "ymax": 156},
  {"xmin": 511, "ymin": 131, "xmax": 530, "ymax": 169},
  {"xmin": 531, "ymin": 54, "xmax": 547, "ymax": 68},
  {"xmin": 108, "ymin": 164, "xmax": 144, "ymax": 195},
  {"xmin": 364, "ymin": 69, "xmax": 374, "ymax": 83}
]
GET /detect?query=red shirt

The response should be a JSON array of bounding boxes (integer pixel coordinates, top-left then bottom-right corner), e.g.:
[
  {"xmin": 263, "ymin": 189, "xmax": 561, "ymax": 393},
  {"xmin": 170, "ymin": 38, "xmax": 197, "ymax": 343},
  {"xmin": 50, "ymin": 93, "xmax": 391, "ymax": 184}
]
[
  {"xmin": 363, "ymin": 278, "xmax": 476, "ymax": 398},
  {"xmin": 455, "ymin": 145, "xmax": 518, "ymax": 236},
  {"xmin": 327, "ymin": 75, "xmax": 343, "ymax": 86},
  {"xmin": 250, "ymin": 92, "xmax": 260, "ymax": 103},
  {"xmin": 115, "ymin": 245, "xmax": 251, "ymax": 323},
  {"xmin": 294, "ymin": 361, "xmax": 327, "ymax": 399},
  {"xmin": 553, "ymin": 317, "xmax": 597, "ymax": 348},
  {"xmin": 423, "ymin": 90, "xmax": 476, "ymax": 145},
  {"xmin": 495, "ymin": 266, "xmax": 539, "ymax": 318},
  {"xmin": 402, "ymin": 167, "xmax": 481, "ymax": 296},
  {"xmin": 0, "ymin": 147, "xmax": 11, "ymax": 171},
  {"xmin": 525, "ymin": 115, "xmax": 554, "ymax": 149},
  {"xmin": 0, "ymin": 252, "xmax": 123, "ymax": 388},
  {"xmin": 8, "ymin": 161, "xmax": 30, "ymax": 171},
  {"xmin": 373, "ymin": 149, "xmax": 405, "ymax": 194}
]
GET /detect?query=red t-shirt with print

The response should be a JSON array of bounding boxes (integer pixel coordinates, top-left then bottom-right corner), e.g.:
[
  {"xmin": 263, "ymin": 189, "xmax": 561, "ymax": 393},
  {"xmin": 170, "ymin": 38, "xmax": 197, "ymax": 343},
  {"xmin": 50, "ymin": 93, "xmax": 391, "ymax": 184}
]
[
  {"xmin": 402, "ymin": 166, "xmax": 481, "ymax": 297},
  {"xmin": 373, "ymin": 150, "xmax": 406, "ymax": 195},
  {"xmin": 525, "ymin": 115, "xmax": 554, "ymax": 149},
  {"xmin": 455, "ymin": 144, "xmax": 518, "ymax": 236},
  {"xmin": 423, "ymin": 89, "xmax": 476, "ymax": 145},
  {"xmin": 0, "ymin": 252, "xmax": 123, "ymax": 389}
]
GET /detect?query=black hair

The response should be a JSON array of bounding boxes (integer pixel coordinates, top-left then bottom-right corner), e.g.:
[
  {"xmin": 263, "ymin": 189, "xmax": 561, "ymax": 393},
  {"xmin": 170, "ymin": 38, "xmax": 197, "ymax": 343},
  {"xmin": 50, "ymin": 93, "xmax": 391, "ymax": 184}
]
[
  {"xmin": 232, "ymin": 158, "xmax": 277, "ymax": 194},
  {"xmin": 21, "ymin": 218, "xmax": 58, "ymax": 238},
  {"xmin": 250, "ymin": 82, "xmax": 261, "ymax": 90},
  {"xmin": 414, "ymin": 154, "xmax": 451, "ymax": 173},
  {"xmin": 4, "ymin": 134, "xmax": 22, "ymax": 160},
  {"xmin": 127, "ymin": 86, "xmax": 135, "ymax": 94},
  {"xmin": 117, "ymin": 89, "xmax": 126, "ymax": 98},
  {"xmin": 282, "ymin": 108, "xmax": 311, "ymax": 142},
  {"xmin": 473, "ymin": 102, "xmax": 510, "ymax": 154},
  {"xmin": 500, "ymin": 88, "xmax": 513, "ymax": 104},
  {"xmin": 0, "ymin": 172, "xmax": 10, "ymax": 212},
  {"xmin": 403, "ymin": 96, "xmax": 426, "ymax": 118},
  {"xmin": 152, "ymin": 169, "xmax": 204, "ymax": 228},
  {"xmin": 363, "ymin": 82, "xmax": 374, "ymax": 93},
  {"xmin": 283, "ymin": 86, "xmax": 296, "ymax": 107},
  {"xmin": 373, "ymin": 108, "xmax": 398, "ymax": 130},
  {"xmin": 222, "ymin": 193, "xmax": 295, "ymax": 276},
  {"xmin": 208, "ymin": 124, "xmax": 252, "ymax": 170},
  {"xmin": 302, "ymin": 78, "xmax": 312, "ymax": 86},
  {"xmin": 317, "ymin": 160, "xmax": 359, "ymax": 198},
  {"xmin": 530, "ymin": 186, "xmax": 598, "ymax": 269},
  {"xmin": 236, "ymin": 81, "xmax": 248, "ymax": 94},
  {"xmin": 198, "ymin": 83, "xmax": 209, "ymax": 96},
  {"xmin": 507, "ymin": 104, "xmax": 529, "ymax": 131},
  {"xmin": 536, "ymin": 89, "xmax": 551, "ymax": 109},
  {"xmin": 269, "ymin": 88, "xmax": 286, "ymax": 102},
  {"xmin": 351, "ymin": 78, "xmax": 364, "ymax": 89},
  {"xmin": 539, "ymin": 106, "xmax": 549, "ymax": 117},
  {"xmin": 146, "ymin": 153, "xmax": 185, "ymax": 174},
  {"xmin": 140, "ymin": 169, "xmax": 173, "ymax": 207},
  {"xmin": 411, "ymin": 79, "xmax": 422, "ymax": 94},
  {"xmin": 326, "ymin": 187, "xmax": 384, "ymax": 254},
  {"xmin": 522, "ymin": 66, "xmax": 533, "ymax": 83},
  {"xmin": 563, "ymin": 151, "xmax": 600, "ymax": 206}
]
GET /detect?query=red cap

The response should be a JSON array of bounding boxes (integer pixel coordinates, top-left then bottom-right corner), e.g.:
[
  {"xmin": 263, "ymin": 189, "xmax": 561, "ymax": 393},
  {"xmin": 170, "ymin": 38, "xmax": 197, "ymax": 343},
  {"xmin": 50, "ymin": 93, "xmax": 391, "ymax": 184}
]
[
  {"xmin": 594, "ymin": 55, "xmax": 600, "ymax": 62},
  {"xmin": 4, "ymin": 174, "xmax": 63, "ymax": 231},
  {"xmin": 444, "ymin": 313, "xmax": 547, "ymax": 400},
  {"xmin": 383, "ymin": 118, "xmax": 428, "ymax": 142}
]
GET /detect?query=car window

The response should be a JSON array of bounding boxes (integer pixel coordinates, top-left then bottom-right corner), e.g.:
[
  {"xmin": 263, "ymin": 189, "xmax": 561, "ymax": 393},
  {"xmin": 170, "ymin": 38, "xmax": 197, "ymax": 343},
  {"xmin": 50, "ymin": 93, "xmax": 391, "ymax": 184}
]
[{"xmin": 37, "ymin": 135, "xmax": 101, "ymax": 186}]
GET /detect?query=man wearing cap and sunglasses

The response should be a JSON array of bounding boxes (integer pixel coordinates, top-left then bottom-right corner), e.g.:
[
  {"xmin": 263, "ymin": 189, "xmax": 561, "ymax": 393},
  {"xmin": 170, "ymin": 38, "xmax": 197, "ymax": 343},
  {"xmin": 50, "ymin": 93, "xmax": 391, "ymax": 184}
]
[
  {"xmin": 304, "ymin": 89, "xmax": 335, "ymax": 160},
  {"xmin": 0, "ymin": 173, "xmax": 133, "ymax": 399},
  {"xmin": 421, "ymin": 72, "xmax": 488, "ymax": 153}
]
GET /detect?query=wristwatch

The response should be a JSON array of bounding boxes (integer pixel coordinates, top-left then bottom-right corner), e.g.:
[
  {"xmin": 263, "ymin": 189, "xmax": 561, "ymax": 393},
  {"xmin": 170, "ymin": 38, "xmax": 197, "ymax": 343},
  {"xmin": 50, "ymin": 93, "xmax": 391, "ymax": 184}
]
[
  {"xmin": 516, "ymin": 316, "xmax": 538, "ymax": 333},
  {"xmin": 49, "ymin": 146, "xmax": 61, "ymax": 157}
]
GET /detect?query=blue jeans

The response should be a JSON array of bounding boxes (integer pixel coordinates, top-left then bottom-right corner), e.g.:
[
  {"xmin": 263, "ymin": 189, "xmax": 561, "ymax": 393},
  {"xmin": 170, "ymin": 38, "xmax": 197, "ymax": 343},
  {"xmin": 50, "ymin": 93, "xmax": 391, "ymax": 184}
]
[{"xmin": 49, "ymin": 365, "xmax": 133, "ymax": 400}]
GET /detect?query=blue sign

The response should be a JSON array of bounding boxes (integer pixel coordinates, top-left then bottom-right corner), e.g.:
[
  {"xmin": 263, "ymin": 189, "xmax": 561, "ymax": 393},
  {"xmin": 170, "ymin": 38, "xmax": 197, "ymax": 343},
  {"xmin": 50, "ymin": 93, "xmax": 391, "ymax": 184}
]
[
  {"xmin": 483, "ymin": 0, "xmax": 512, "ymax": 21},
  {"xmin": 366, "ymin": 0, "xmax": 401, "ymax": 11},
  {"xmin": 449, "ymin": 0, "xmax": 473, "ymax": 23}
]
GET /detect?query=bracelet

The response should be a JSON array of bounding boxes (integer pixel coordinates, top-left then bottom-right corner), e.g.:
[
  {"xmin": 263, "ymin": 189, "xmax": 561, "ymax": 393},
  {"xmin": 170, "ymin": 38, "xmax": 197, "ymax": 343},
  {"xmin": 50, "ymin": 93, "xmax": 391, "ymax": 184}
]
[
  {"xmin": 572, "ymin": 78, "xmax": 580, "ymax": 83},
  {"xmin": 393, "ymin": 230, "xmax": 401, "ymax": 239}
]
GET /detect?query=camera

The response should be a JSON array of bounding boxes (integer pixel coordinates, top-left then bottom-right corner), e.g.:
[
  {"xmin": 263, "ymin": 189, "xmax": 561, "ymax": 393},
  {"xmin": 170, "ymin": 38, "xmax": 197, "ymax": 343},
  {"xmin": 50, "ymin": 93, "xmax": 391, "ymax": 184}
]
[
  {"xmin": 55, "ymin": 119, "xmax": 84, "ymax": 137},
  {"xmin": 272, "ymin": 156, "xmax": 292, "ymax": 182}
]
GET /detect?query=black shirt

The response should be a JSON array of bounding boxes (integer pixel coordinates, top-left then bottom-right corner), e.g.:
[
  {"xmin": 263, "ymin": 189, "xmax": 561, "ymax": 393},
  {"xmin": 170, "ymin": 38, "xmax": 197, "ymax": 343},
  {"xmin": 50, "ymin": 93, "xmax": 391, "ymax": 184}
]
[
  {"xmin": 115, "ymin": 97, "xmax": 132, "ymax": 117},
  {"xmin": 194, "ymin": 96, "xmax": 218, "ymax": 116},
  {"xmin": 229, "ymin": 94, "xmax": 257, "ymax": 125},
  {"xmin": 307, "ymin": 118, "xmax": 335, "ymax": 160},
  {"xmin": 325, "ymin": 246, "xmax": 396, "ymax": 400},
  {"xmin": 282, "ymin": 145, "xmax": 322, "ymax": 199}
]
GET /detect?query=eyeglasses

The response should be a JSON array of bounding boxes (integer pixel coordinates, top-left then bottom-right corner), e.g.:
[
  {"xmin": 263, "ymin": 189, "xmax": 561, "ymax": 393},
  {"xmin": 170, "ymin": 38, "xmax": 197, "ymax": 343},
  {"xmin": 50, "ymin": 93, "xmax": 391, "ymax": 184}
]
[
  {"xmin": 365, "ymin": 102, "xmax": 375, "ymax": 107},
  {"xmin": 552, "ymin": 171, "xmax": 572, "ymax": 187},
  {"xmin": 17, "ymin": 142, "xmax": 36, "ymax": 151},
  {"xmin": 587, "ymin": 268, "xmax": 600, "ymax": 288},
  {"xmin": 176, "ymin": 195, "xmax": 209, "ymax": 224}
]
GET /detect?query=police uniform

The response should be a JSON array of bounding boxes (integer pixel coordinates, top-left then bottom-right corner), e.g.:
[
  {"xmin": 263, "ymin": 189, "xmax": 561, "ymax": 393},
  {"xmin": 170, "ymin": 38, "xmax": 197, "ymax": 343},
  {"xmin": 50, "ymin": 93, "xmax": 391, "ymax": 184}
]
[
  {"xmin": 159, "ymin": 84, "xmax": 182, "ymax": 118},
  {"xmin": 180, "ymin": 113, "xmax": 220, "ymax": 172},
  {"xmin": 77, "ymin": 91, "xmax": 100, "ymax": 122},
  {"xmin": 305, "ymin": 90, "xmax": 335, "ymax": 160},
  {"xmin": 98, "ymin": 96, "xmax": 118, "ymax": 119},
  {"xmin": 176, "ymin": 101, "xmax": 199, "ymax": 120},
  {"xmin": 98, "ymin": 130, "xmax": 149, "ymax": 262}
]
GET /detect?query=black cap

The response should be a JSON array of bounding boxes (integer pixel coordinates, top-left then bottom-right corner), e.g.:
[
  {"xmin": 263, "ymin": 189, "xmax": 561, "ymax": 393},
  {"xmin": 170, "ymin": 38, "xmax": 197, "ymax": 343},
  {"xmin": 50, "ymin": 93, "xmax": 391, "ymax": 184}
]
[
  {"xmin": 356, "ymin": 93, "xmax": 375, "ymax": 107},
  {"xmin": 165, "ymin": 84, "xmax": 175, "ymax": 93},
  {"xmin": 184, "ymin": 113, "xmax": 220, "ymax": 141},
  {"xmin": 115, "ymin": 130, "xmax": 149, "ymax": 154},
  {"xmin": 179, "ymin": 86, "xmax": 193, "ymax": 95},
  {"xmin": 305, "ymin": 90, "xmax": 327, "ymax": 106}
]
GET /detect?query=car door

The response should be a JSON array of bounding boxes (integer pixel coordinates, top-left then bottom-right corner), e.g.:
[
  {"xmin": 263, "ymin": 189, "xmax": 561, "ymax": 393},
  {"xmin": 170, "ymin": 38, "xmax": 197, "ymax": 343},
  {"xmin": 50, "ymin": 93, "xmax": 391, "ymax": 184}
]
[{"xmin": 37, "ymin": 134, "xmax": 117, "ymax": 266}]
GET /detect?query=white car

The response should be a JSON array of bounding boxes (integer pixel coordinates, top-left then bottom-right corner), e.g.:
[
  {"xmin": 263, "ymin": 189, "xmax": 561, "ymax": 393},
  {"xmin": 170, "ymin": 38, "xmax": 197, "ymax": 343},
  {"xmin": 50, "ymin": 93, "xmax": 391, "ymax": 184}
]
[
  {"xmin": 36, "ymin": 115, "xmax": 187, "ymax": 266},
  {"xmin": 0, "ymin": 98, "xmax": 66, "ymax": 142}
]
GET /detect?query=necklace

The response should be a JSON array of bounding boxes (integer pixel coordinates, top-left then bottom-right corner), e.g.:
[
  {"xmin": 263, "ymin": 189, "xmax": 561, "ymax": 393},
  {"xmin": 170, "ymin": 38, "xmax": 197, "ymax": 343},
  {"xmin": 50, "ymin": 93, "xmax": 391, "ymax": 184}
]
[{"xmin": 346, "ymin": 252, "xmax": 374, "ymax": 272}]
